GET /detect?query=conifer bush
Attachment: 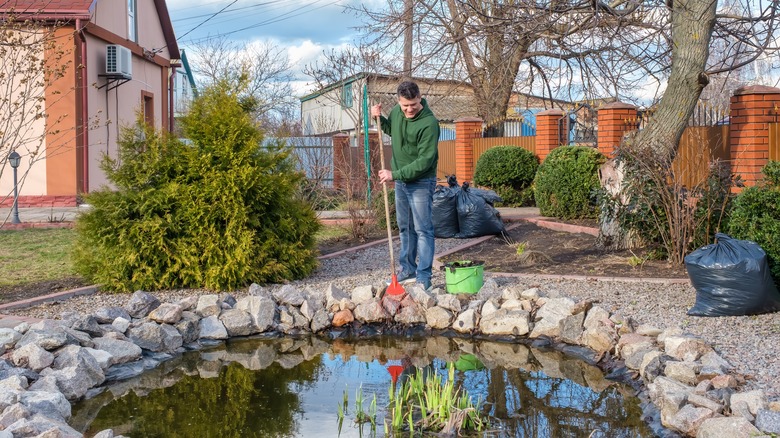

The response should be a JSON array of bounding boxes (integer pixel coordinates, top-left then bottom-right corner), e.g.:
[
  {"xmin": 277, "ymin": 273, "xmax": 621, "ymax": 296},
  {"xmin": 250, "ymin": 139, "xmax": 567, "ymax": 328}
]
[
  {"xmin": 473, "ymin": 145, "xmax": 538, "ymax": 206},
  {"xmin": 534, "ymin": 146, "xmax": 605, "ymax": 219},
  {"xmin": 73, "ymin": 82, "xmax": 320, "ymax": 292}
]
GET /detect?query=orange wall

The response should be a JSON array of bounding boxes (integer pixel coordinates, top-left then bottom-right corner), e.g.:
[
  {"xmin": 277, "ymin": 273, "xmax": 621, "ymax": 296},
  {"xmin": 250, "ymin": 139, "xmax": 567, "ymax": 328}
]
[{"xmin": 45, "ymin": 27, "xmax": 79, "ymax": 196}]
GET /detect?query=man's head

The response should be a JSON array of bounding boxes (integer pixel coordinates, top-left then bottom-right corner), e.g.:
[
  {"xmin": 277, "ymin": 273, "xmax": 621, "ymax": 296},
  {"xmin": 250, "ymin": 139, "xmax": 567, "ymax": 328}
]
[{"xmin": 397, "ymin": 81, "xmax": 423, "ymax": 119}]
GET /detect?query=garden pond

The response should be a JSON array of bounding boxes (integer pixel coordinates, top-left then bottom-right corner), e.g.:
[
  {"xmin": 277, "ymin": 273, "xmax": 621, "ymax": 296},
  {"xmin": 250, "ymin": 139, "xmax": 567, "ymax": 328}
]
[{"xmin": 70, "ymin": 335, "xmax": 656, "ymax": 437}]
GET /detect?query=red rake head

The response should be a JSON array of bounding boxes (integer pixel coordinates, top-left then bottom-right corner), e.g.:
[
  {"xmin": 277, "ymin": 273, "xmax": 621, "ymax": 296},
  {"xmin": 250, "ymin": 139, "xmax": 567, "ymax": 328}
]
[{"xmin": 386, "ymin": 274, "xmax": 406, "ymax": 296}]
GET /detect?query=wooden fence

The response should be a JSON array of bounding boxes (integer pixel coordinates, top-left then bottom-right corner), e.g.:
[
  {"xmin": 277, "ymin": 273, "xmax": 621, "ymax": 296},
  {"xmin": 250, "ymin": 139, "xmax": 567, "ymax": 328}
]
[
  {"xmin": 437, "ymin": 140, "xmax": 456, "ymax": 180},
  {"xmin": 673, "ymin": 126, "xmax": 730, "ymax": 189},
  {"xmin": 769, "ymin": 122, "xmax": 780, "ymax": 161}
]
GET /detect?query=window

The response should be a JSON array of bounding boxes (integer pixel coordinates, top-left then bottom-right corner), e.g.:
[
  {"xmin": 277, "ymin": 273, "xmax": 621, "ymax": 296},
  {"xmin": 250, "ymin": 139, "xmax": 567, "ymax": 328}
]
[
  {"xmin": 142, "ymin": 91, "xmax": 154, "ymax": 126},
  {"xmin": 341, "ymin": 83, "xmax": 353, "ymax": 108},
  {"xmin": 128, "ymin": 0, "xmax": 137, "ymax": 42}
]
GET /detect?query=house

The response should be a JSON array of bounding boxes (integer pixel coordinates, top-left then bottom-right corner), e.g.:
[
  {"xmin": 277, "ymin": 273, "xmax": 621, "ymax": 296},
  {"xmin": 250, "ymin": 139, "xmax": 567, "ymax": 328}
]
[
  {"xmin": 0, "ymin": 0, "xmax": 184, "ymax": 207},
  {"xmin": 299, "ymin": 73, "xmax": 475, "ymax": 138},
  {"xmin": 299, "ymin": 73, "xmax": 577, "ymax": 139}
]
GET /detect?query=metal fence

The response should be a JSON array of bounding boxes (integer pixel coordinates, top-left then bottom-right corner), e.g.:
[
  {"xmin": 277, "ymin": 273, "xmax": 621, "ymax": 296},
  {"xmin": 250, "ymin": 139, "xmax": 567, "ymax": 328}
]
[{"xmin": 268, "ymin": 137, "xmax": 334, "ymax": 188}]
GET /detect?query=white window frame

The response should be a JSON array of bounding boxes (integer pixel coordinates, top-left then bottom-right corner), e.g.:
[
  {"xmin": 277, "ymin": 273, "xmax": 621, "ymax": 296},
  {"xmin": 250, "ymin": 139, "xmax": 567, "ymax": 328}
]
[{"xmin": 128, "ymin": 0, "xmax": 137, "ymax": 42}]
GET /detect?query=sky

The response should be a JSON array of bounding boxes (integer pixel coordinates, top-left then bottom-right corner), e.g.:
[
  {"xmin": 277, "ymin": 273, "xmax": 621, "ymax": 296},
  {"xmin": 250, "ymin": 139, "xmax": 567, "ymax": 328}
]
[{"xmin": 166, "ymin": 0, "xmax": 374, "ymax": 96}]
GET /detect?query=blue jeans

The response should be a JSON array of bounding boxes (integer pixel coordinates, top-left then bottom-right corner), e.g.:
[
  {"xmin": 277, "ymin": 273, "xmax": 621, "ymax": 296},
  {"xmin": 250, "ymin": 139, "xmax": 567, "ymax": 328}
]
[{"xmin": 394, "ymin": 178, "xmax": 436, "ymax": 285}]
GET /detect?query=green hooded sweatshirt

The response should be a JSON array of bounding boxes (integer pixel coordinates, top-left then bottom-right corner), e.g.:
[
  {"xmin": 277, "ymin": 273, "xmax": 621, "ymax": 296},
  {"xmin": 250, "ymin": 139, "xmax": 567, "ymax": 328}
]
[{"xmin": 379, "ymin": 98, "xmax": 439, "ymax": 182}]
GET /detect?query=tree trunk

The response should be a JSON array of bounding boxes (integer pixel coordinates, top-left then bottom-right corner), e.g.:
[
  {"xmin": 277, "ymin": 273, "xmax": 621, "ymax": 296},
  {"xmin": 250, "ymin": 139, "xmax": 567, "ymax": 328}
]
[
  {"xmin": 631, "ymin": 0, "xmax": 717, "ymax": 158},
  {"xmin": 598, "ymin": 0, "xmax": 717, "ymax": 249}
]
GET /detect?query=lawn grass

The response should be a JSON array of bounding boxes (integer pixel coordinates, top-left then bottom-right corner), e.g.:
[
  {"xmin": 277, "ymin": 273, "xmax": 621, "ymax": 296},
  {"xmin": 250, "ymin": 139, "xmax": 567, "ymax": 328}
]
[
  {"xmin": 0, "ymin": 225, "xmax": 350, "ymax": 288},
  {"xmin": 0, "ymin": 227, "xmax": 79, "ymax": 287}
]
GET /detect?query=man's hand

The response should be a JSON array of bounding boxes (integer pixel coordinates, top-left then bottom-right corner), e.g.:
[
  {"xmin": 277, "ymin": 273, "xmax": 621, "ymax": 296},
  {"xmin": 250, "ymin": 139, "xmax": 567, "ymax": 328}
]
[
  {"xmin": 379, "ymin": 169, "xmax": 393, "ymax": 184},
  {"xmin": 370, "ymin": 104, "xmax": 382, "ymax": 118}
]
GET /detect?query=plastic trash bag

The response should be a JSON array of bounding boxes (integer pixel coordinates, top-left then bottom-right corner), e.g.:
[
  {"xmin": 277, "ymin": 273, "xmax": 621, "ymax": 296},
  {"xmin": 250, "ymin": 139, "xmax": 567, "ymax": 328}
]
[
  {"xmin": 685, "ymin": 233, "xmax": 780, "ymax": 317},
  {"xmin": 433, "ymin": 184, "xmax": 460, "ymax": 238},
  {"xmin": 454, "ymin": 182, "xmax": 506, "ymax": 238},
  {"xmin": 470, "ymin": 188, "xmax": 503, "ymax": 206}
]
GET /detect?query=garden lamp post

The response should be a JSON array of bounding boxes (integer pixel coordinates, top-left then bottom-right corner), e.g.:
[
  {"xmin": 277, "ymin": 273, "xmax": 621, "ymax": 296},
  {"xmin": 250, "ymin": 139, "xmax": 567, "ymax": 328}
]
[{"xmin": 8, "ymin": 150, "xmax": 21, "ymax": 224}]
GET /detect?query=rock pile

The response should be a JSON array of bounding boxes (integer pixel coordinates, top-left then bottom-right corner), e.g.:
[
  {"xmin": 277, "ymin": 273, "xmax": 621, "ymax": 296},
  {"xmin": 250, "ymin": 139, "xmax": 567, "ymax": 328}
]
[{"xmin": 1, "ymin": 280, "xmax": 779, "ymax": 437}]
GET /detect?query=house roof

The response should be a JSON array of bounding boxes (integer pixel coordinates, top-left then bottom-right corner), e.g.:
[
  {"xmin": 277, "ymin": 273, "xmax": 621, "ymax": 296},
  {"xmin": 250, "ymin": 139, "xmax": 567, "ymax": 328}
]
[{"xmin": 0, "ymin": 0, "xmax": 179, "ymax": 59}]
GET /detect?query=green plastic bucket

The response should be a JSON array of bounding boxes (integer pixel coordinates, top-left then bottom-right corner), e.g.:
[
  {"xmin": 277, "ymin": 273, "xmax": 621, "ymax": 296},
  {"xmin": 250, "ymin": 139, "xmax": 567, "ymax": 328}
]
[{"xmin": 442, "ymin": 260, "xmax": 484, "ymax": 294}]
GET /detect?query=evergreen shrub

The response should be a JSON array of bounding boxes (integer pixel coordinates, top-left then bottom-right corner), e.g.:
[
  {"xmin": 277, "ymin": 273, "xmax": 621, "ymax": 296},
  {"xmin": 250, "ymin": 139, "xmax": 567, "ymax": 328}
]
[
  {"xmin": 727, "ymin": 161, "xmax": 780, "ymax": 287},
  {"xmin": 73, "ymin": 82, "xmax": 320, "ymax": 292},
  {"xmin": 534, "ymin": 146, "xmax": 605, "ymax": 219},
  {"xmin": 473, "ymin": 146, "xmax": 538, "ymax": 206}
]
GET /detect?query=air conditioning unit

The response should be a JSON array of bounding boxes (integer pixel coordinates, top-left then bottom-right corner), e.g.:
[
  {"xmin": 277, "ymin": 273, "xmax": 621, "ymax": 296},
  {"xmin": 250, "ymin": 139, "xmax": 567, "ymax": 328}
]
[{"xmin": 106, "ymin": 44, "xmax": 132, "ymax": 78}]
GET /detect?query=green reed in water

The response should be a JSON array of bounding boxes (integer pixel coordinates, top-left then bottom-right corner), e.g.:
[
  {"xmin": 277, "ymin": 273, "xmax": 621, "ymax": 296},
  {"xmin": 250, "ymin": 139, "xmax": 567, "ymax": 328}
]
[{"xmin": 386, "ymin": 363, "xmax": 487, "ymax": 435}]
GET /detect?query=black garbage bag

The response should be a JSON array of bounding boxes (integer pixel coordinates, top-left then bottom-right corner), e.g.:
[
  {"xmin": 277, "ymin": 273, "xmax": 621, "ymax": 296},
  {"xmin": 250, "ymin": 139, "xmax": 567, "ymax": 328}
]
[
  {"xmin": 454, "ymin": 182, "xmax": 506, "ymax": 238},
  {"xmin": 685, "ymin": 233, "xmax": 780, "ymax": 317},
  {"xmin": 433, "ymin": 184, "xmax": 460, "ymax": 238},
  {"xmin": 469, "ymin": 188, "xmax": 503, "ymax": 206}
]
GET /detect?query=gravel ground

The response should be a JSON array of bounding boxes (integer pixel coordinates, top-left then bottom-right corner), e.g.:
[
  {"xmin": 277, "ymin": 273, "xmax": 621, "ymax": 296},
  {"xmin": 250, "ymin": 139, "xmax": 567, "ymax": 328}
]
[{"xmin": 8, "ymin": 236, "xmax": 780, "ymax": 401}]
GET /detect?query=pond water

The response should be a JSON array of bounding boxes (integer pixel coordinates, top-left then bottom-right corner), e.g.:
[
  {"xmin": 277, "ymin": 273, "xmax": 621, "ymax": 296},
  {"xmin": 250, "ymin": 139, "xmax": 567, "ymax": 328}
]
[{"xmin": 71, "ymin": 335, "xmax": 655, "ymax": 437}]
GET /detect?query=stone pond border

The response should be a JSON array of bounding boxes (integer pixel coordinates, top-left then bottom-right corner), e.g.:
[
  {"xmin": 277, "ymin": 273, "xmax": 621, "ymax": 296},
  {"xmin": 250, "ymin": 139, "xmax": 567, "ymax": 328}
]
[{"xmin": 1, "ymin": 220, "xmax": 778, "ymax": 437}]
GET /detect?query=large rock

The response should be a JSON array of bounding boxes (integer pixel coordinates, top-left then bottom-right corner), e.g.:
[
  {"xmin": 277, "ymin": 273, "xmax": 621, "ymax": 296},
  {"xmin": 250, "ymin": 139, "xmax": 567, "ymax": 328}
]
[
  {"xmin": 310, "ymin": 309, "xmax": 331, "ymax": 333},
  {"xmin": 453, "ymin": 309, "xmax": 477, "ymax": 333},
  {"xmin": 435, "ymin": 294, "xmax": 461, "ymax": 313},
  {"xmin": 16, "ymin": 329, "xmax": 68, "ymax": 351},
  {"xmin": 196, "ymin": 294, "xmax": 222, "ymax": 317},
  {"xmin": 92, "ymin": 306, "xmax": 131, "ymax": 324},
  {"xmin": 53, "ymin": 345, "xmax": 105, "ymax": 387},
  {"xmin": 479, "ymin": 309, "xmax": 530, "ymax": 336},
  {"xmin": 332, "ymin": 309, "xmax": 354, "ymax": 327},
  {"xmin": 425, "ymin": 307, "xmax": 452, "ymax": 329},
  {"xmin": 730, "ymin": 390, "xmax": 767, "ymax": 416},
  {"xmin": 353, "ymin": 301, "xmax": 390, "ymax": 323},
  {"xmin": 395, "ymin": 305, "xmax": 426, "ymax": 325},
  {"xmin": 198, "ymin": 316, "xmax": 228, "ymax": 340},
  {"xmin": 11, "ymin": 343, "xmax": 54, "ymax": 372},
  {"xmin": 219, "ymin": 309, "xmax": 255, "ymax": 337},
  {"xmin": 71, "ymin": 315, "xmax": 103, "ymax": 338},
  {"xmin": 235, "ymin": 295, "xmax": 275, "ymax": 333},
  {"xmin": 0, "ymin": 328, "xmax": 22, "ymax": 350},
  {"xmin": 125, "ymin": 290, "xmax": 161, "ymax": 318},
  {"xmin": 664, "ymin": 335, "xmax": 713, "ymax": 361},
  {"xmin": 325, "ymin": 284, "xmax": 353, "ymax": 312},
  {"xmin": 273, "ymin": 284, "xmax": 305, "ymax": 306},
  {"xmin": 174, "ymin": 312, "xmax": 201, "ymax": 344},
  {"xmin": 351, "ymin": 285, "xmax": 375, "ymax": 305},
  {"xmin": 127, "ymin": 322, "xmax": 183, "ymax": 352},
  {"xmin": 92, "ymin": 337, "xmax": 142, "ymax": 365},
  {"xmin": 755, "ymin": 409, "xmax": 780, "ymax": 434},
  {"xmin": 148, "ymin": 303, "xmax": 184, "ymax": 324},
  {"xmin": 668, "ymin": 404, "xmax": 714, "ymax": 436},
  {"xmin": 4, "ymin": 413, "xmax": 81, "ymax": 437},
  {"xmin": 18, "ymin": 391, "xmax": 71, "ymax": 421},
  {"xmin": 696, "ymin": 416, "xmax": 762, "ymax": 438},
  {"xmin": 530, "ymin": 297, "xmax": 575, "ymax": 338}
]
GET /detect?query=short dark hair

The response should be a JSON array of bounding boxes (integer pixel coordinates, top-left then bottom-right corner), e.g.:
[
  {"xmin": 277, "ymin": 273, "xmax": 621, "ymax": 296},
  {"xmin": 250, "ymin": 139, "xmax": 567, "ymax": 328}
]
[{"xmin": 397, "ymin": 81, "xmax": 420, "ymax": 100}]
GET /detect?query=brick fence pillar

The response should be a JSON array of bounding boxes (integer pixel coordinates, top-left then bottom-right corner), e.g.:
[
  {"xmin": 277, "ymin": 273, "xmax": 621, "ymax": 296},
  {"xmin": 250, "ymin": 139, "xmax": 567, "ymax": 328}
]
[
  {"xmin": 729, "ymin": 85, "xmax": 780, "ymax": 188},
  {"xmin": 332, "ymin": 133, "xmax": 350, "ymax": 192},
  {"xmin": 536, "ymin": 109, "xmax": 567, "ymax": 162},
  {"xmin": 597, "ymin": 101, "xmax": 637, "ymax": 157},
  {"xmin": 454, "ymin": 117, "xmax": 483, "ymax": 182}
]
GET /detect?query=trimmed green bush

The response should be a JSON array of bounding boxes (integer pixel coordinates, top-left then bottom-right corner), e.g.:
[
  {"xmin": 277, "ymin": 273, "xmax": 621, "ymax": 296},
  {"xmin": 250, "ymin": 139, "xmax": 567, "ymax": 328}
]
[
  {"xmin": 534, "ymin": 146, "xmax": 605, "ymax": 219},
  {"xmin": 473, "ymin": 146, "xmax": 538, "ymax": 206},
  {"xmin": 73, "ymin": 81, "xmax": 320, "ymax": 292},
  {"xmin": 727, "ymin": 161, "xmax": 780, "ymax": 287}
]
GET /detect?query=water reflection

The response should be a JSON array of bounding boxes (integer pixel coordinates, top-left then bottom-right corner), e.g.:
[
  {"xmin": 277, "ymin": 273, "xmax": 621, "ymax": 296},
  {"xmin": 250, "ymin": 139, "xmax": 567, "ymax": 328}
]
[{"xmin": 71, "ymin": 336, "xmax": 653, "ymax": 437}]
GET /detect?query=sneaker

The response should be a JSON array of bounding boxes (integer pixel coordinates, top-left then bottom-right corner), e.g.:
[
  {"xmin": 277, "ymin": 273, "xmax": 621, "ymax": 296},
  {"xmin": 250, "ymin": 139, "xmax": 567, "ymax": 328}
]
[
  {"xmin": 414, "ymin": 280, "xmax": 432, "ymax": 291},
  {"xmin": 386, "ymin": 271, "xmax": 415, "ymax": 286}
]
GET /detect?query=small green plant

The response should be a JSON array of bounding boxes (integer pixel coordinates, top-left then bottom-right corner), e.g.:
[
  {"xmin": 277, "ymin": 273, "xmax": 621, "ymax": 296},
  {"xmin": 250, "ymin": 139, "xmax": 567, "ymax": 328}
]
[
  {"xmin": 473, "ymin": 145, "xmax": 538, "ymax": 206},
  {"xmin": 627, "ymin": 250, "xmax": 647, "ymax": 268},
  {"xmin": 386, "ymin": 363, "xmax": 487, "ymax": 435},
  {"xmin": 46, "ymin": 209, "xmax": 67, "ymax": 223},
  {"xmin": 515, "ymin": 241, "xmax": 528, "ymax": 256}
]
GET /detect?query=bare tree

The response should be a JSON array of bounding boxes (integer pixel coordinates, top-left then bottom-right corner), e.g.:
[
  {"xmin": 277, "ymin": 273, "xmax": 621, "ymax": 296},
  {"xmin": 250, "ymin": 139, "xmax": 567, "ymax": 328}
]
[
  {"xmin": 1, "ymin": 9, "xmax": 75, "ymax": 216},
  {"xmin": 359, "ymin": 0, "xmax": 779, "ymax": 131},
  {"xmin": 189, "ymin": 37, "xmax": 296, "ymax": 129}
]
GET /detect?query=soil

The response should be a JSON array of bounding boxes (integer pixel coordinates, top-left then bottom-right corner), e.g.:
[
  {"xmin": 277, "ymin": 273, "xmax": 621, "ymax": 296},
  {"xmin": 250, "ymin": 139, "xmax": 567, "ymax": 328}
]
[
  {"xmin": 0, "ymin": 277, "xmax": 89, "ymax": 306},
  {"xmin": 439, "ymin": 220, "xmax": 689, "ymax": 279}
]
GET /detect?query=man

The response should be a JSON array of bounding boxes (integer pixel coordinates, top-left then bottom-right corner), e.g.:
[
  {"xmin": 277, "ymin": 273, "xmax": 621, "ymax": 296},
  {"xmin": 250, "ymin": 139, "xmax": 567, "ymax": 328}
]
[{"xmin": 371, "ymin": 81, "xmax": 439, "ymax": 291}]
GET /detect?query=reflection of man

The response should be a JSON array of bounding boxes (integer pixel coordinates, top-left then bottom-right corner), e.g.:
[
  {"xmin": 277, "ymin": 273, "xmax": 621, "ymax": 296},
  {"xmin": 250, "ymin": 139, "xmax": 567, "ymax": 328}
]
[{"xmin": 371, "ymin": 81, "xmax": 439, "ymax": 291}]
